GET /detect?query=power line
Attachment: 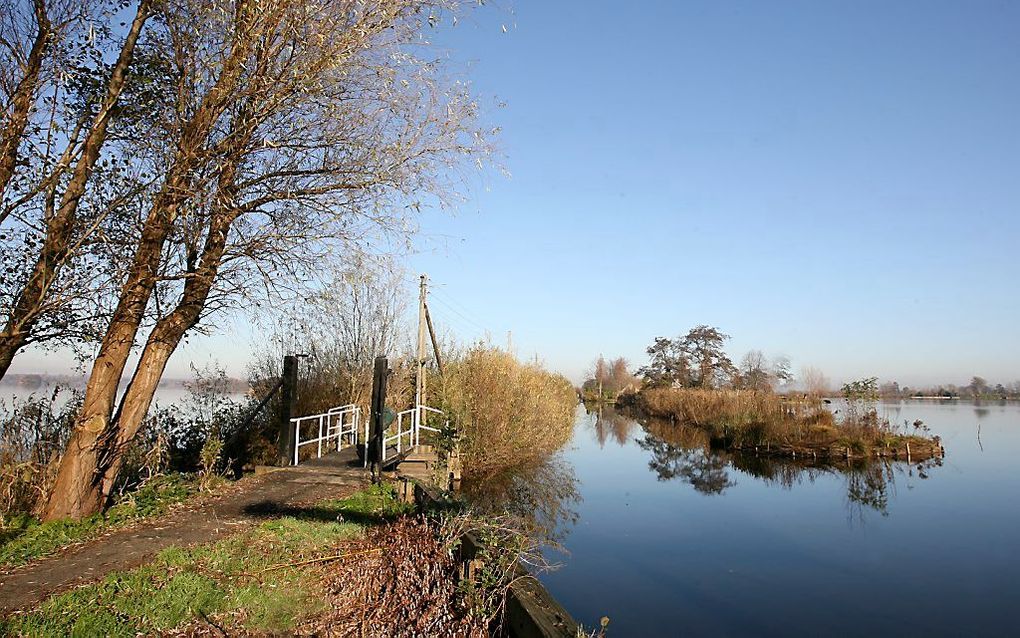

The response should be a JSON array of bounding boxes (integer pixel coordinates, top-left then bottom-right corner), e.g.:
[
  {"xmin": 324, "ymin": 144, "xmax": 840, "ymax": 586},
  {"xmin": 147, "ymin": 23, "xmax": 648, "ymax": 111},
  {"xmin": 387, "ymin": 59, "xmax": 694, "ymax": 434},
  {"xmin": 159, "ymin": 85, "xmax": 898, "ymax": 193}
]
[
  {"xmin": 430, "ymin": 286, "xmax": 486, "ymax": 323},
  {"xmin": 425, "ymin": 304, "xmax": 489, "ymax": 343},
  {"xmin": 429, "ymin": 292, "xmax": 492, "ymax": 336}
]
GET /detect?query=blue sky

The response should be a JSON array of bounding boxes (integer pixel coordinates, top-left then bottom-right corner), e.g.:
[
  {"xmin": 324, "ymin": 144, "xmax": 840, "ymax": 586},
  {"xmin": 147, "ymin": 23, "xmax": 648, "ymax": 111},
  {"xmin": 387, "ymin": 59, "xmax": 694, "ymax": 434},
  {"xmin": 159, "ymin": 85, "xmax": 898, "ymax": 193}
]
[
  {"xmin": 408, "ymin": 0, "xmax": 1020, "ymax": 386},
  {"xmin": 13, "ymin": 0, "xmax": 1020, "ymax": 387}
]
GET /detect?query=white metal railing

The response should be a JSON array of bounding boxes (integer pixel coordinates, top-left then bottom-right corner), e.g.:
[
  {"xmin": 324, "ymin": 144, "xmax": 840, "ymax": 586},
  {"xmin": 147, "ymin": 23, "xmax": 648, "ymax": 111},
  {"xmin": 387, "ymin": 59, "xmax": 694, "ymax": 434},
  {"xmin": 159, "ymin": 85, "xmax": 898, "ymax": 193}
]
[
  {"xmin": 380, "ymin": 404, "xmax": 445, "ymax": 464},
  {"xmin": 292, "ymin": 404, "xmax": 361, "ymax": 465}
]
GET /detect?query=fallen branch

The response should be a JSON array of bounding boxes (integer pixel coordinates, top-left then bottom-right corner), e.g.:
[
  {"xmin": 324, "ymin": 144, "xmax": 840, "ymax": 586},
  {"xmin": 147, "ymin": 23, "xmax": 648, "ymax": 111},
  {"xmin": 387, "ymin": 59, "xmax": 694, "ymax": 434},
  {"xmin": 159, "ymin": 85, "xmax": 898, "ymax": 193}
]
[{"xmin": 257, "ymin": 547, "xmax": 383, "ymax": 574}]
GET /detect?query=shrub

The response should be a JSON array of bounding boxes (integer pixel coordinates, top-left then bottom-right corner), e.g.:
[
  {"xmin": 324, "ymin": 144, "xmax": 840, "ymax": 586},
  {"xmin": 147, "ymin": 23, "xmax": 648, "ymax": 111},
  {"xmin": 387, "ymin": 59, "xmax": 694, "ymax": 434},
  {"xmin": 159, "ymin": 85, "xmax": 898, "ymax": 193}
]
[
  {"xmin": 437, "ymin": 346, "xmax": 576, "ymax": 478},
  {"xmin": 840, "ymin": 377, "xmax": 880, "ymax": 427},
  {"xmin": 0, "ymin": 387, "xmax": 82, "ymax": 520}
]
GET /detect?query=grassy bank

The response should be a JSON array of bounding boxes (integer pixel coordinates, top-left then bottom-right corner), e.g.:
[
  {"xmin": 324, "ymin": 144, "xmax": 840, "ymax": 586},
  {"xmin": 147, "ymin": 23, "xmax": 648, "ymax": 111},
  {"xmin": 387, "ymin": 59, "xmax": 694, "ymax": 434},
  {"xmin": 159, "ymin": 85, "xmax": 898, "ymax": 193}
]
[
  {"xmin": 1, "ymin": 484, "xmax": 506, "ymax": 637},
  {"xmin": 626, "ymin": 387, "xmax": 942, "ymax": 461},
  {"xmin": 438, "ymin": 346, "xmax": 577, "ymax": 478},
  {"xmin": 0, "ymin": 474, "xmax": 203, "ymax": 569}
]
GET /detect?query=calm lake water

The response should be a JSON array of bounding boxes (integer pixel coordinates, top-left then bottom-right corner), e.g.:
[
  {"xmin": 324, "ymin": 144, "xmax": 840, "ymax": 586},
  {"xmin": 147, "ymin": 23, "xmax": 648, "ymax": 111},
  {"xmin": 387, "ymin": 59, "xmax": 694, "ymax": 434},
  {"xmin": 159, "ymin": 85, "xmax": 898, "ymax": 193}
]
[
  {"xmin": 0, "ymin": 385, "xmax": 243, "ymax": 411},
  {"xmin": 531, "ymin": 400, "xmax": 1020, "ymax": 637}
]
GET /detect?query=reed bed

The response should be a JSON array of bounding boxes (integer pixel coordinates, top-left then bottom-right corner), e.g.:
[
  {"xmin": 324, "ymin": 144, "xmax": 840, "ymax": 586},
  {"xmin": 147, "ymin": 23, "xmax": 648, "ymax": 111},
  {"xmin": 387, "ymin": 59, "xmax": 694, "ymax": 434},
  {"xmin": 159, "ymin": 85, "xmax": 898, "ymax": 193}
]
[
  {"xmin": 0, "ymin": 388, "xmax": 81, "ymax": 521},
  {"xmin": 629, "ymin": 387, "xmax": 942, "ymax": 461},
  {"xmin": 438, "ymin": 346, "xmax": 577, "ymax": 478}
]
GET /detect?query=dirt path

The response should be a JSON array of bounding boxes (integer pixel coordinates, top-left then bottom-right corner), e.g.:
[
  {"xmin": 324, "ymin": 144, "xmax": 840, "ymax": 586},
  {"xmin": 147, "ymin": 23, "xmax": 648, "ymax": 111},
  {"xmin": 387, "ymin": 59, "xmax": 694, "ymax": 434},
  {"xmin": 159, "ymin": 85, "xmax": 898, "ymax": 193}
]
[{"xmin": 0, "ymin": 449, "xmax": 369, "ymax": 614}]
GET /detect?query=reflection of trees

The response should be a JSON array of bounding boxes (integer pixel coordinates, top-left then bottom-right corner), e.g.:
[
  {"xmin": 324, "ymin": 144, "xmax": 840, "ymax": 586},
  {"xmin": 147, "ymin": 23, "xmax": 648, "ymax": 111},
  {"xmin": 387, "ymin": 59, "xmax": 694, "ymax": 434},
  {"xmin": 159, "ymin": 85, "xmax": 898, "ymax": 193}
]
[
  {"xmin": 729, "ymin": 454, "xmax": 826, "ymax": 489},
  {"xmin": 638, "ymin": 417, "xmax": 942, "ymax": 517},
  {"xmin": 637, "ymin": 421, "xmax": 734, "ymax": 494},
  {"xmin": 586, "ymin": 404, "xmax": 637, "ymax": 447},
  {"xmin": 844, "ymin": 462, "xmax": 892, "ymax": 516},
  {"xmin": 638, "ymin": 435, "xmax": 735, "ymax": 494},
  {"xmin": 460, "ymin": 455, "xmax": 581, "ymax": 549}
]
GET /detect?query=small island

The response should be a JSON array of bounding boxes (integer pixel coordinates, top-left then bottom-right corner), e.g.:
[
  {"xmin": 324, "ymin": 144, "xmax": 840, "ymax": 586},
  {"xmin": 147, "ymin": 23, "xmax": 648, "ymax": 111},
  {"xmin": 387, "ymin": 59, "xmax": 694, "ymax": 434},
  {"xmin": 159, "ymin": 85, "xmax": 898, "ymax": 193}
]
[{"xmin": 588, "ymin": 326, "xmax": 944, "ymax": 464}]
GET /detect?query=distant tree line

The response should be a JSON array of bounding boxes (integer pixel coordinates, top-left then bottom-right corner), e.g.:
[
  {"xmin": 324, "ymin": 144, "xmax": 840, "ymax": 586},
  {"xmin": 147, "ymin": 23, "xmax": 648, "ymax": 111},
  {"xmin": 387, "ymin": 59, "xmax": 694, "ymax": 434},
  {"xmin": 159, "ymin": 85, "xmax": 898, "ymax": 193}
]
[
  {"xmin": 595, "ymin": 325, "xmax": 1016, "ymax": 402},
  {"xmin": 879, "ymin": 376, "xmax": 1020, "ymax": 400},
  {"xmin": 581, "ymin": 355, "xmax": 637, "ymax": 400}
]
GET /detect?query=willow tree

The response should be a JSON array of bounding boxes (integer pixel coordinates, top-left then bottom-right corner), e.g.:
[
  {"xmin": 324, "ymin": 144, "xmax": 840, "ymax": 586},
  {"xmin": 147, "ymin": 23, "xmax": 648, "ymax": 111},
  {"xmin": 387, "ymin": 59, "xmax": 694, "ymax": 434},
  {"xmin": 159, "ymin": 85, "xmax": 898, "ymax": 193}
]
[{"xmin": 44, "ymin": 0, "xmax": 493, "ymax": 520}]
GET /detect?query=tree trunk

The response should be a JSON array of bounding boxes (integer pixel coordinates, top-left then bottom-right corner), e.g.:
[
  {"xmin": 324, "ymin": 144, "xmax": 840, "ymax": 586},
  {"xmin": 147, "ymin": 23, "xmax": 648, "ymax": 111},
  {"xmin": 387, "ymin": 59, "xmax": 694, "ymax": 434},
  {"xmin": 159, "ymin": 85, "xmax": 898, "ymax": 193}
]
[
  {"xmin": 99, "ymin": 207, "xmax": 238, "ymax": 498},
  {"xmin": 44, "ymin": 128, "xmax": 244, "ymax": 520},
  {"xmin": 0, "ymin": 0, "xmax": 152, "ymax": 382},
  {"xmin": 41, "ymin": 191, "xmax": 181, "ymax": 520},
  {"xmin": 43, "ymin": 1, "xmax": 270, "ymax": 520}
]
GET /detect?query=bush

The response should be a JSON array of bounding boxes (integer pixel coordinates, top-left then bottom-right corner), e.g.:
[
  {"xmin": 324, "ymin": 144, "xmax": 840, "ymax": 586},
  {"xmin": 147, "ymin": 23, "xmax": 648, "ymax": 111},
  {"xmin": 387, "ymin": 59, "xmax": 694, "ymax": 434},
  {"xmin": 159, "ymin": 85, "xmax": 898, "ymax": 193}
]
[
  {"xmin": 437, "ymin": 346, "xmax": 576, "ymax": 478},
  {"xmin": 0, "ymin": 387, "xmax": 82, "ymax": 520}
]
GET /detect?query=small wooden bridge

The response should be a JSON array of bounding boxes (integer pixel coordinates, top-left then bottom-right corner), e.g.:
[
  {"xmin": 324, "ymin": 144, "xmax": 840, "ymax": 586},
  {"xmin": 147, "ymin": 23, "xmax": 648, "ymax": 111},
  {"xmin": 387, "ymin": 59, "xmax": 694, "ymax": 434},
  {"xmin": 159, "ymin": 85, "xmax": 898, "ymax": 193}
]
[{"xmin": 289, "ymin": 402, "xmax": 445, "ymax": 481}]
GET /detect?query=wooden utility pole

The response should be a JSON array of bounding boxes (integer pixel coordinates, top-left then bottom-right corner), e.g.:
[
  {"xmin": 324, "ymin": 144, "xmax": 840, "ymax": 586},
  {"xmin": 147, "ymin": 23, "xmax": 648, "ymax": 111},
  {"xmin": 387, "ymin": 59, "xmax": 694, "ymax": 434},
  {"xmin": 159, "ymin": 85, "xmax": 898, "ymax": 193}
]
[
  {"xmin": 369, "ymin": 355, "xmax": 389, "ymax": 482},
  {"xmin": 416, "ymin": 274, "xmax": 428, "ymax": 425},
  {"xmin": 424, "ymin": 304, "xmax": 443, "ymax": 376},
  {"xmin": 276, "ymin": 354, "xmax": 298, "ymax": 466},
  {"xmin": 598, "ymin": 352, "xmax": 603, "ymax": 401}
]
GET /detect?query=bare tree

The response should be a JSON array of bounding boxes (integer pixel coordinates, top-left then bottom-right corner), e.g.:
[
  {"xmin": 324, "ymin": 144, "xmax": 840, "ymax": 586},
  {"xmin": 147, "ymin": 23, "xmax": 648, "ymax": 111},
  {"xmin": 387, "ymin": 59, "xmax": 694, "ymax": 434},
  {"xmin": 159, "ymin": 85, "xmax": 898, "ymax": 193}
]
[
  {"xmin": 0, "ymin": 0, "xmax": 71, "ymax": 203},
  {"xmin": 800, "ymin": 366, "xmax": 830, "ymax": 398},
  {"xmin": 608, "ymin": 357, "xmax": 635, "ymax": 393},
  {"xmin": 739, "ymin": 351, "xmax": 793, "ymax": 392},
  {"xmin": 738, "ymin": 349, "xmax": 770, "ymax": 391},
  {"xmin": 45, "ymin": 0, "xmax": 493, "ymax": 520},
  {"xmin": 589, "ymin": 355, "xmax": 609, "ymax": 396},
  {"xmin": 770, "ymin": 355, "xmax": 793, "ymax": 388},
  {"xmin": 258, "ymin": 263, "xmax": 409, "ymax": 412}
]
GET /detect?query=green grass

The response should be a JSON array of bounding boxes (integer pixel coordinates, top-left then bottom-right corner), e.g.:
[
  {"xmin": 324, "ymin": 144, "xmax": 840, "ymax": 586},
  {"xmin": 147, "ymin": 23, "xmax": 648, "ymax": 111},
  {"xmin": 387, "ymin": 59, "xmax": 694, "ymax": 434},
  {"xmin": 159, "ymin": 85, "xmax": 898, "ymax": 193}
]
[
  {"xmin": 1, "ymin": 484, "xmax": 412, "ymax": 637},
  {"xmin": 0, "ymin": 475, "xmax": 198, "ymax": 569}
]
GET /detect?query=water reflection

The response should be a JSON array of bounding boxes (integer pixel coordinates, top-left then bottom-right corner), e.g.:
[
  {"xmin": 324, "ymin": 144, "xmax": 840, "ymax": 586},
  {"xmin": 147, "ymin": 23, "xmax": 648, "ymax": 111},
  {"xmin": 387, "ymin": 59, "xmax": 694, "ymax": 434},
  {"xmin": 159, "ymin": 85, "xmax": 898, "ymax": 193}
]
[
  {"xmin": 636, "ymin": 425, "xmax": 734, "ymax": 494},
  {"xmin": 460, "ymin": 455, "xmax": 581, "ymax": 550},
  {"xmin": 621, "ymin": 408, "xmax": 943, "ymax": 517},
  {"xmin": 540, "ymin": 400, "xmax": 1018, "ymax": 635},
  {"xmin": 584, "ymin": 401, "xmax": 637, "ymax": 447}
]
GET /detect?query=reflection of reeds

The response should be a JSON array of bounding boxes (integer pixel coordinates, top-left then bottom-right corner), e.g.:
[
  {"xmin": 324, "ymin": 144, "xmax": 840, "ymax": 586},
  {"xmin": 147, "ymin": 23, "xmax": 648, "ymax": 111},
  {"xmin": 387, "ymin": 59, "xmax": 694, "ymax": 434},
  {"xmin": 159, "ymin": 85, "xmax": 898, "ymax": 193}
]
[
  {"xmin": 642, "ymin": 418, "xmax": 712, "ymax": 450},
  {"xmin": 632, "ymin": 388, "xmax": 943, "ymax": 462},
  {"xmin": 460, "ymin": 455, "xmax": 580, "ymax": 551}
]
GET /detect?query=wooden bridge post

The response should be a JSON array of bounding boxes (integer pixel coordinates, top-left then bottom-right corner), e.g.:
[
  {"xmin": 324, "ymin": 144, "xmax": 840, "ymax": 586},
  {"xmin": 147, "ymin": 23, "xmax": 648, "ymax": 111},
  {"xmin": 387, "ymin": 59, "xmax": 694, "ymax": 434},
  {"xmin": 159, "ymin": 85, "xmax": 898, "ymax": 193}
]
[
  {"xmin": 276, "ymin": 354, "xmax": 298, "ymax": 466},
  {"xmin": 369, "ymin": 355, "xmax": 389, "ymax": 482}
]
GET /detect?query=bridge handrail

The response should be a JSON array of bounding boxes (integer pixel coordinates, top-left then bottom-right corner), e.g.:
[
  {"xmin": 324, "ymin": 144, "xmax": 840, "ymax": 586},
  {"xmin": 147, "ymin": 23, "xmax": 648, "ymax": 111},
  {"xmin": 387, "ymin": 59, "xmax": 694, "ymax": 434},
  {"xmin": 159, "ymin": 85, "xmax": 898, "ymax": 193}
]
[
  {"xmin": 292, "ymin": 404, "xmax": 361, "ymax": 465},
  {"xmin": 380, "ymin": 404, "xmax": 447, "ymax": 463},
  {"xmin": 292, "ymin": 402, "xmax": 444, "ymax": 466}
]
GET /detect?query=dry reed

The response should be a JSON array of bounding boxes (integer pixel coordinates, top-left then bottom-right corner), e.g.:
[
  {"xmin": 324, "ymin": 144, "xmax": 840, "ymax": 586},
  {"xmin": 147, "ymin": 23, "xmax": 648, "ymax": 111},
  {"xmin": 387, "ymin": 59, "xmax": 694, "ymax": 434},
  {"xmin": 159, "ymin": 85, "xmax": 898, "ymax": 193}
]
[
  {"xmin": 631, "ymin": 387, "xmax": 941, "ymax": 461},
  {"xmin": 438, "ymin": 347, "xmax": 576, "ymax": 478}
]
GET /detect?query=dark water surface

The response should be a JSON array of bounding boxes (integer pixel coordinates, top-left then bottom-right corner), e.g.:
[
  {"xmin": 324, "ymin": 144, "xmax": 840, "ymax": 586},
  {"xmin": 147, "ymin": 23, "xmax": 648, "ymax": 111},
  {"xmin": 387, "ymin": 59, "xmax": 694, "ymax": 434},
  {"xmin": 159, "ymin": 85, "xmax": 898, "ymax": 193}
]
[{"xmin": 531, "ymin": 400, "xmax": 1020, "ymax": 637}]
